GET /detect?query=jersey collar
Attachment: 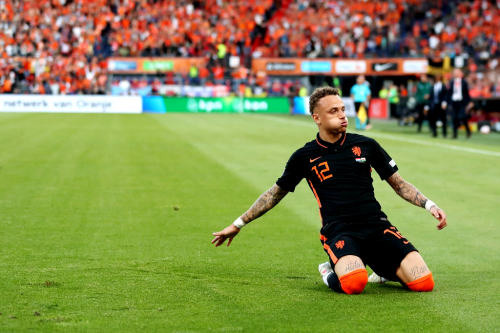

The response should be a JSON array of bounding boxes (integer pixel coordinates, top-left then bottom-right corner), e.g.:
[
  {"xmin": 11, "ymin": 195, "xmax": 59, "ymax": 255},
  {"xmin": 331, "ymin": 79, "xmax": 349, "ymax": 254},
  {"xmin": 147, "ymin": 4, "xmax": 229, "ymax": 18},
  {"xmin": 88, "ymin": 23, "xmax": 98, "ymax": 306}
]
[{"xmin": 316, "ymin": 132, "xmax": 346, "ymax": 148}]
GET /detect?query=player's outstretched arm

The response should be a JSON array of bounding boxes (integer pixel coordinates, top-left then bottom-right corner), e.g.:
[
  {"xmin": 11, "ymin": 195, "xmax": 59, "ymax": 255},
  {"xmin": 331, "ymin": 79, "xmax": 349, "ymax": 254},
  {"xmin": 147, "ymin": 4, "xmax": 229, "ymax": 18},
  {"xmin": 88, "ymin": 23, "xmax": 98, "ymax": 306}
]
[
  {"xmin": 386, "ymin": 172, "xmax": 447, "ymax": 230},
  {"xmin": 211, "ymin": 184, "xmax": 289, "ymax": 247}
]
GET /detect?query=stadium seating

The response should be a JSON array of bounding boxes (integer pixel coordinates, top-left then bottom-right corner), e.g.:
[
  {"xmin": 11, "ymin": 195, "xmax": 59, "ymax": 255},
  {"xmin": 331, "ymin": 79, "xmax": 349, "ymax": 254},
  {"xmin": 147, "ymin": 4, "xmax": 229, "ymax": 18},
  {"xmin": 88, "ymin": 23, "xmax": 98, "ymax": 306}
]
[{"xmin": 1, "ymin": 0, "xmax": 500, "ymax": 96}]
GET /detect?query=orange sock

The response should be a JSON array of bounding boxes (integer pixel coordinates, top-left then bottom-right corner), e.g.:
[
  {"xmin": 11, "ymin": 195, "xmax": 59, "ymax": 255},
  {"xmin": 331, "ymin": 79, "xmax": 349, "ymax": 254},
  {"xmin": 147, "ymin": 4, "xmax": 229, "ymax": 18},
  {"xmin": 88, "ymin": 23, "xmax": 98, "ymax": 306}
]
[
  {"xmin": 339, "ymin": 268, "xmax": 368, "ymax": 294},
  {"xmin": 406, "ymin": 272, "xmax": 434, "ymax": 292}
]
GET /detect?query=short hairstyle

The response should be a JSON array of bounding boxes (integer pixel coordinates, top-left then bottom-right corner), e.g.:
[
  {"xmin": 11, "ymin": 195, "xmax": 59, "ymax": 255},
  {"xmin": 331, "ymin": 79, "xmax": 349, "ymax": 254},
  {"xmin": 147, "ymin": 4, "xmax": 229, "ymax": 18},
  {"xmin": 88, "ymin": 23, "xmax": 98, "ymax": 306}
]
[{"xmin": 309, "ymin": 86, "xmax": 340, "ymax": 115}]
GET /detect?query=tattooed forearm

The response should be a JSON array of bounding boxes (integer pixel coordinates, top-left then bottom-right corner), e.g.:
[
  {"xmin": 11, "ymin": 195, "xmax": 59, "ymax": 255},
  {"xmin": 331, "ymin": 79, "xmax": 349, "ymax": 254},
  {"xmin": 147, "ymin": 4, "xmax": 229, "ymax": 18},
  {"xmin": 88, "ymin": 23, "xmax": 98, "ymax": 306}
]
[
  {"xmin": 386, "ymin": 172, "xmax": 428, "ymax": 208},
  {"xmin": 345, "ymin": 260, "xmax": 364, "ymax": 274},
  {"xmin": 240, "ymin": 184, "xmax": 289, "ymax": 223},
  {"xmin": 409, "ymin": 265, "xmax": 429, "ymax": 279}
]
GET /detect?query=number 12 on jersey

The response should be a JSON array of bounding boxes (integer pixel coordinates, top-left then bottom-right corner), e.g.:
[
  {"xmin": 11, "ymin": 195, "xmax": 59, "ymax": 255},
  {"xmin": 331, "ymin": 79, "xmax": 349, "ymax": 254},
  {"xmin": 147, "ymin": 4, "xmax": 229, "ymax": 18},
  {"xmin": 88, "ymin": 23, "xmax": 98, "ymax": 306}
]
[{"xmin": 312, "ymin": 162, "xmax": 332, "ymax": 182}]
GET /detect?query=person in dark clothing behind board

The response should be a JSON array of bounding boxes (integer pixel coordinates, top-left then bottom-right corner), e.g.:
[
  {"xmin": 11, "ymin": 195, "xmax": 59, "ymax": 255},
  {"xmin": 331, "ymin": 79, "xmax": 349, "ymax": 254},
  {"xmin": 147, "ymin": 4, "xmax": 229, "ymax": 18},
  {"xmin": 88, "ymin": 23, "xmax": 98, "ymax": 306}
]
[
  {"xmin": 415, "ymin": 74, "xmax": 431, "ymax": 133},
  {"xmin": 428, "ymin": 75, "xmax": 448, "ymax": 137},
  {"xmin": 445, "ymin": 69, "xmax": 472, "ymax": 139}
]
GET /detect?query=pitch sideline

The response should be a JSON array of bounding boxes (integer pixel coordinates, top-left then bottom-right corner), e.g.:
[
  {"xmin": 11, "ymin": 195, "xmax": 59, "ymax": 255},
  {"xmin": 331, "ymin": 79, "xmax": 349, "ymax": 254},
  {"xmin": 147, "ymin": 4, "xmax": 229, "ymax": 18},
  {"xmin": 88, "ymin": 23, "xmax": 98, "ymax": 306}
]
[{"xmin": 249, "ymin": 115, "xmax": 500, "ymax": 158}]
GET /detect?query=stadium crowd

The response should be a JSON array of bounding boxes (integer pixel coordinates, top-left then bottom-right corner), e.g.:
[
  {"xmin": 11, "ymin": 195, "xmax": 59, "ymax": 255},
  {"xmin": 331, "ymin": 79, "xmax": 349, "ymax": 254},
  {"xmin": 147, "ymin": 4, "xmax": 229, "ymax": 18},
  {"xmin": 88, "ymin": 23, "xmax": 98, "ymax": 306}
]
[
  {"xmin": 263, "ymin": 0, "xmax": 500, "ymax": 60},
  {"xmin": 0, "ymin": 0, "xmax": 281, "ymax": 94},
  {"xmin": 1, "ymin": 0, "xmax": 500, "ymax": 96}
]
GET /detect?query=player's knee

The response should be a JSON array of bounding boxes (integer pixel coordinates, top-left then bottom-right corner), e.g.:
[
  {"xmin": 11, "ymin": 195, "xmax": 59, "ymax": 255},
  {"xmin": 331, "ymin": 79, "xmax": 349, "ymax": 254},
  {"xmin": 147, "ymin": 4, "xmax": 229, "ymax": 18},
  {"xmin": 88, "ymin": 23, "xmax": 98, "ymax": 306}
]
[
  {"xmin": 339, "ymin": 269, "xmax": 368, "ymax": 294},
  {"xmin": 407, "ymin": 272, "xmax": 434, "ymax": 292}
]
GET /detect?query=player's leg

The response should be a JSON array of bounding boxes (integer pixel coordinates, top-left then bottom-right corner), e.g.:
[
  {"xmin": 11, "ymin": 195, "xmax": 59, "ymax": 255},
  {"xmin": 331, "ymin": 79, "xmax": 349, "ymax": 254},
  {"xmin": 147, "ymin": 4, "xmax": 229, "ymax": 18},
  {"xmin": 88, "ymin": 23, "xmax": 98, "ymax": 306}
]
[
  {"xmin": 319, "ymin": 235, "xmax": 368, "ymax": 294},
  {"xmin": 319, "ymin": 256, "xmax": 368, "ymax": 295},
  {"xmin": 396, "ymin": 251, "xmax": 434, "ymax": 292},
  {"xmin": 335, "ymin": 255, "xmax": 369, "ymax": 294},
  {"xmin": 364, "ymin": 224, "xmax": 433, "ymax": 291}
]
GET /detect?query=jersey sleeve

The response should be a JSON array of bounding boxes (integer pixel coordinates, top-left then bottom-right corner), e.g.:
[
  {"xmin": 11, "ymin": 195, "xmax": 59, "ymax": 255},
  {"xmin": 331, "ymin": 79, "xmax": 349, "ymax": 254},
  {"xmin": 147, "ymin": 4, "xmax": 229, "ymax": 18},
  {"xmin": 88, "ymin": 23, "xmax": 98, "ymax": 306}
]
[
  {"xmin": 370, "ymin": 140, "xmax": 398, "ymax": 180},
  {"xmin": 276, "ymin": 150, "xmax": 304, "ymax": 192}
]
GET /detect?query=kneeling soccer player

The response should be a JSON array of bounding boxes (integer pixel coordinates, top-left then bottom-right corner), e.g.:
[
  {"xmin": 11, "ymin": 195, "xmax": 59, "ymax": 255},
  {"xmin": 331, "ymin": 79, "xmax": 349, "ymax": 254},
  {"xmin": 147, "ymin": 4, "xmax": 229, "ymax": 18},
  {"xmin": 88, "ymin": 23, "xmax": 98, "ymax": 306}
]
[{"xmin": 212, "ymin": 87, "xmax": 447, "ymax": 294}]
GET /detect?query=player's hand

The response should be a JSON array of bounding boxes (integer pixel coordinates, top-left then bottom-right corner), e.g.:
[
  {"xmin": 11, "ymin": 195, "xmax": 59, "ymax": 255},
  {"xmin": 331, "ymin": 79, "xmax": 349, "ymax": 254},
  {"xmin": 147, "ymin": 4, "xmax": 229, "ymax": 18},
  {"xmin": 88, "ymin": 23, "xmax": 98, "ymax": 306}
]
[
  {"xmin": 429, "ymin": 206, "xmax": 447, "ymax": 230},
  {"xmin": 212, "ymin": 224, "xmax": 241, "ymax": 247}
]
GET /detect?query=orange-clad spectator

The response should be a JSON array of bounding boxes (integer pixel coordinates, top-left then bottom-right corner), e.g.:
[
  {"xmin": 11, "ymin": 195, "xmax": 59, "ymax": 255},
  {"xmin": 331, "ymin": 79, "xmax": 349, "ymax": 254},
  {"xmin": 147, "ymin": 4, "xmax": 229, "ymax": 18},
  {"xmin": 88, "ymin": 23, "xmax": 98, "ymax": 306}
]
[
  {"xmin": 199, "ymin": 67, "xmax": 209, "ymax": 84},
  {"xmin": 238, "ymin": 83, "xmax": 246, "ymax": 97},
  {"xmin": 481, "ymin": 85, "xmax": 493, "ymax": 98},
  {"xmin": 469, "ymin": 85, "xmax": 481, "ymax": 98},
  {"xmin": 3, "ymin": 78, "xmax": 12, "ymax": 93},
  {"xmin": 232, "ymin": 66, "xmax": 249, "ymax": 81},
  {"xmin": 255, "ymin": 71, "xmax": 267, "ymax": 87},
  {"xmin": 2, "ymin": 0, "xmax": 500, "ymax": 95},
  {"xmin": 213, "ymin": 66, "xmax": 225, "ymax": 84}
]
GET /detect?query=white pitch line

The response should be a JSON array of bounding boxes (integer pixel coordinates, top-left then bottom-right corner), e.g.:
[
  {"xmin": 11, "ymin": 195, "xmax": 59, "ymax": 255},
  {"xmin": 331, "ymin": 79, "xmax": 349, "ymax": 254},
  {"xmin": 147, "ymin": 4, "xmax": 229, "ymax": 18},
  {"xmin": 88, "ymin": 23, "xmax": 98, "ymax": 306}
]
[{"xmin": 248, "ymin": 114, "xmax": 500, "ymax": 158}]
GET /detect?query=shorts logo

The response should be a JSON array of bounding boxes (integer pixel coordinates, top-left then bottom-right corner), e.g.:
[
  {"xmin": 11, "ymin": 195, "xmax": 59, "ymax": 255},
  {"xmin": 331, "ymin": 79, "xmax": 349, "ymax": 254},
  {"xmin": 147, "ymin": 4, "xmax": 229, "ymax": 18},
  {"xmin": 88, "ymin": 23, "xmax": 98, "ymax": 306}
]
[
  {"xmin": 384, "ymin": 227, "xmax": 409, "ymax": 244},
  {"xmin": 355, "ymin": 157, "xmax": 366, "ymax": 163},
  {"xmin": 352, "ymin": 146, "xmax": 361, "ymax": 156},
  {"xmin": 335, "ymin": 240, "xmax": 345, "ymax": 249}
]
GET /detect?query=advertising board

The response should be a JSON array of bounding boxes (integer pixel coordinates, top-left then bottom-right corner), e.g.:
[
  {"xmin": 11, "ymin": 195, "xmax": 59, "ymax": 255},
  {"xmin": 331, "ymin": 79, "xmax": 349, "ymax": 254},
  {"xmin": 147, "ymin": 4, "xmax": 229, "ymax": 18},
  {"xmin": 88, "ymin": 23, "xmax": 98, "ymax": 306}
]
[
  {"xmin": 253, "ymin": 58, "xmax": 429, "ymax": 76},
  {"xmin": 107, "ymin": 58, "xmax": 206, "ymax": 74},
  {"xmin": 142, "ymin": 97, "xmax": 290, "ymax": 113},
  {"xmin": 0, "ymin": 95, "xmax": 142, "ymax": 113}
]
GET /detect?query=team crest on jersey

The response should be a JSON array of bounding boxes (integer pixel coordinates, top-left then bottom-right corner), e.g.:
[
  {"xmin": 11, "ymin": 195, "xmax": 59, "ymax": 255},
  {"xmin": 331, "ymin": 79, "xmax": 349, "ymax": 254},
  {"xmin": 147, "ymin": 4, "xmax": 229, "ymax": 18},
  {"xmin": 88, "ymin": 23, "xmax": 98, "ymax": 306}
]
[
  {"xmin": 352, "ymin": 146, "xmax": 361, "ymax": 156},
  {"xmin": 335, "ymin": 240, "xmax": 345, "ymax": 249},
  {"xmin": 355, "ymin": 158, "xmax": 366, "ymax": 163}
]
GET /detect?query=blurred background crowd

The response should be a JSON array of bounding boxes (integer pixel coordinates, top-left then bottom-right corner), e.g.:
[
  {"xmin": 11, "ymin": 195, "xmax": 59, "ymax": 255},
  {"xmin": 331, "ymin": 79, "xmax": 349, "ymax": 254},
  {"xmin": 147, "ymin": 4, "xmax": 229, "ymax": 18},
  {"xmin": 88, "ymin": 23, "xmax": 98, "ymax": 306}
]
[{"xmin": 1, "ymin": 0, "xmax": 500, "ymax": 98}]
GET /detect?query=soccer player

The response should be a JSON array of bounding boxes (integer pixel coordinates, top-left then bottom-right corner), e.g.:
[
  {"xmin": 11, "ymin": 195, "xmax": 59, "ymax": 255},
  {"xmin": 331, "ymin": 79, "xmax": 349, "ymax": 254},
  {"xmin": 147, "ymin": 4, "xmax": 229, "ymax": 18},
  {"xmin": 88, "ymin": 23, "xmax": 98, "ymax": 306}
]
[{"xmin": 212, "ymin": 87, "xmax": 447, "ymax": 294}]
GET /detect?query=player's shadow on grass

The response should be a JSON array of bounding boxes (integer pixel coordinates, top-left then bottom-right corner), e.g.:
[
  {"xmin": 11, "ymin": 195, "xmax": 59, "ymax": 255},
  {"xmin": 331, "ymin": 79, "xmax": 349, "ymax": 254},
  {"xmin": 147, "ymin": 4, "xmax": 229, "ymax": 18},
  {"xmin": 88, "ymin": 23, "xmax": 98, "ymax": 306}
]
[
  {"xmin": 364, "ymin": 282, "xmax": 410, "ymax": 294},
  {"xmin": 309, "ymin": 282, "xmax": 411, "ymax": 295}
]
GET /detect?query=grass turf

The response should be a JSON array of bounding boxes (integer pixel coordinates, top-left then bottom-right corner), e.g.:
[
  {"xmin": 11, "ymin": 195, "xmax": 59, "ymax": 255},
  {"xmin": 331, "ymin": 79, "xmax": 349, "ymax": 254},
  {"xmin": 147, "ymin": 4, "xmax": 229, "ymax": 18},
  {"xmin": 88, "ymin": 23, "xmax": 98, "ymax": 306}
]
[{"xmin": 0, "ymin": 113, "xmax": 499, "ymax": 332}]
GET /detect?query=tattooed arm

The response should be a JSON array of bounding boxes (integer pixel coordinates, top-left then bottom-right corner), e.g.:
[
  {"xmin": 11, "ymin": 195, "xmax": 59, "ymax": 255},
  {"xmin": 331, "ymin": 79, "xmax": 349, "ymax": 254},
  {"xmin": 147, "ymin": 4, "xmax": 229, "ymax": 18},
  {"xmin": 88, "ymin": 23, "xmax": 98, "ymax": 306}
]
[
  {"xmin": 212, "ymin": 184, "xmax": 289, "ymax": 247},
  {"xmin": 386, "ymin": 172, "xmax": 448, "ymax": 230},
  {"xmin": 386, "ymin": 172, "xmax": 428, "ymax": 208},
  {"xmin": 240, "ymin": 184, "xmax": 289, "ymax": 223}
]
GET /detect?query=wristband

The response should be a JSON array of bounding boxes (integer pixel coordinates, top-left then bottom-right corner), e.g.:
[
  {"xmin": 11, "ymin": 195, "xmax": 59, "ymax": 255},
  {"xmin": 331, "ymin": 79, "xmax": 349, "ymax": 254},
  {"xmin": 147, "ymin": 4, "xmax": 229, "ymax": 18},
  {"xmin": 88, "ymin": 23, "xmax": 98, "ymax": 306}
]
[
  {"xmin": 425, "ymin": 200, "xmax": 436, "ymax": 212},
  {"xmin": 233, "ymin": 217, "xmax": 247, "ymax": 229}
]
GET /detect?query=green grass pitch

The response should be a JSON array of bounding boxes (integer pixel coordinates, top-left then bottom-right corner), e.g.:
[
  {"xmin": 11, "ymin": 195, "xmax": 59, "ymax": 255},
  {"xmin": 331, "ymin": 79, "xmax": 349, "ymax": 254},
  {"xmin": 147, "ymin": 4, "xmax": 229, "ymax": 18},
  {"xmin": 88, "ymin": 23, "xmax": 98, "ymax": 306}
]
[{"xmin": 0, "ymin": 112, "xmax": 499, "ymax": 332}]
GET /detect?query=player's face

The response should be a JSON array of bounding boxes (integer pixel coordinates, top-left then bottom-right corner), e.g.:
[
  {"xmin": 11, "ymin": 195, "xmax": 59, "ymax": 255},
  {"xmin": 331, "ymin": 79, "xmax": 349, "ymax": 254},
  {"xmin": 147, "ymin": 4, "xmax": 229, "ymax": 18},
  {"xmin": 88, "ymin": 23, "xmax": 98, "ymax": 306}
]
[{"xmin": 312, "ymin": 95, "xmax": 348, "ymax": 133}]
